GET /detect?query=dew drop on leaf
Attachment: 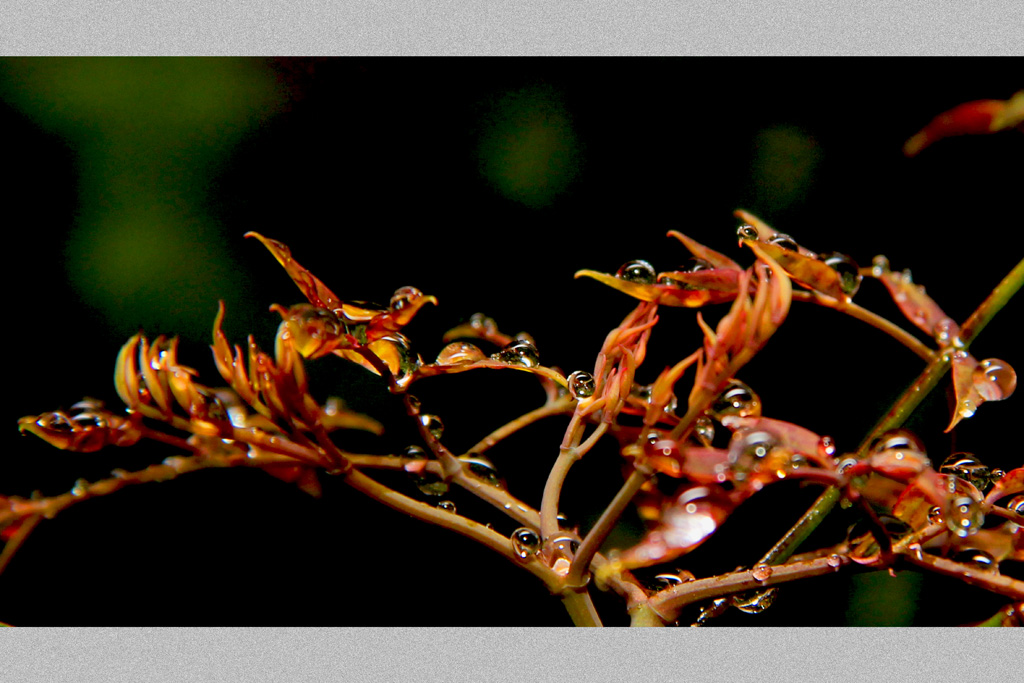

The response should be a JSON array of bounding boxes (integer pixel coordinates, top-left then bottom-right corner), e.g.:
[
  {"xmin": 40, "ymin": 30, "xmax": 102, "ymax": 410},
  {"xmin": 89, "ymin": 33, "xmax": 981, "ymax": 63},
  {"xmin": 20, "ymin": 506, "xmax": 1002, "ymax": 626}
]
[
  {"xmin": 711, "ymin": 379, "xmax": 761, "ymax": 418},
  {"xmin": 944, "ymin": 495, "xmax": 984, "ymax": 538},
  {"xmin": 972, "ymin": 358, "xmax": 1017, "ymax": 401},
  {"xmin": 616, "ymin": 259, "xmax": 657, "ymax": 284},
  {"xmin": 768, "ymin": 233, "xmax": 800, "ymax": 252},
  {"xmin": 435, "ymin": 341, "xmax": 486, "ymax": 366},
  {"xmin": 567, "ymin": 370, "xmax": 596, "ymax": 399},
  {"xmin": 511, "ymin": 527, "xmax": 541, "ymax": 561},
  {"xmin": 695, "ymin": 415, "xmax": 715, "ymax": 446},
  {"xmin": 818, "ymin": 252, "xmax": 862, "ymax": 296},
  {"xmin": 491, "ymin": 340, "xmax": 540, "ymax": 368},
  {"xmin": 939, "ymin": 453, "xmax": 991, "ymax": 490},
  {"xmin": 737, "ymin": 224, "xmax": 759, "ymax": 241}
]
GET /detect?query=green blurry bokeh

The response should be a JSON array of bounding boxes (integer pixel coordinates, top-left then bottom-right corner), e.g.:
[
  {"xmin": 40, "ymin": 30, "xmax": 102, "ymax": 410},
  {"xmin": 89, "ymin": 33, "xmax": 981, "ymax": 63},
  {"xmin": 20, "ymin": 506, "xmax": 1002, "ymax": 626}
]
[{"xmin": 0, "ymin": 57, "xmax": 286, "ymax": 339}]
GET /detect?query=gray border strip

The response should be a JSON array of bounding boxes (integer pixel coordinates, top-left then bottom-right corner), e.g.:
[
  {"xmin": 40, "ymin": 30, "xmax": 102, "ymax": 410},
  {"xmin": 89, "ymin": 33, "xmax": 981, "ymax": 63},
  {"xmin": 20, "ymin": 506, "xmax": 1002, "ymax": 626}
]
[
  {"xmin": 3, "ymin": 628, "xmax": 1023, "ymax": 682},
  {"xmin": 3, "ymin": 1, "xmax": 1024, "ymax": 55}
]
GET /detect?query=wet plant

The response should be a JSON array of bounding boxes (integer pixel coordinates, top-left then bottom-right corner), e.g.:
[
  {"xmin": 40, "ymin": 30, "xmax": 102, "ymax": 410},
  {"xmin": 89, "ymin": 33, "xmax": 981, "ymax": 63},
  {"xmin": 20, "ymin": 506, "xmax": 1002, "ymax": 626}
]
[{"xmin": 6, "ymin": 93, "xmax": 1024, "ymax": 627}]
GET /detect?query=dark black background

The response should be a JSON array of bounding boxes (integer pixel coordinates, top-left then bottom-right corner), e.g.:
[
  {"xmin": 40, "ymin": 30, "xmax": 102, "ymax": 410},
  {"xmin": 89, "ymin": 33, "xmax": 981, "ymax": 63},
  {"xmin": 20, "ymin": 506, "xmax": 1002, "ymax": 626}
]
[{"xmin": 3, "ymin": 59, "xmax": 1022, "ymax": 625}]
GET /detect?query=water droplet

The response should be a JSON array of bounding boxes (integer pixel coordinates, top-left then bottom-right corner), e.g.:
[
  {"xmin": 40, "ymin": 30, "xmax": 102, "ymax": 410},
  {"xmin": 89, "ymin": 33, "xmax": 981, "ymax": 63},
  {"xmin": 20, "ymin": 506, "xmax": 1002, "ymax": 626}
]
[
  {"xmin": 751, "ymin": 564, "xmax": 773, "ymax": 581},
  {"xmin": 406, "ymin": 394, "xmax": 422, "ymax": 415},
  {"xmin": 695, "ymin": 415, "xmax": 715, "ymax": 446},
  {"xmin": 932, "ymin": 317, "xmax": 958, "ymax": 346},
  {"xmin": 711, "ymin": 379, "xmax": 761, "ymax": 418},
  {"xmin": 389, "ymin": 286, "xmax": 425, "ymax": 312},
  {"xmin": 70, "ymin": 479, "xmax": 89, "ymax": 497},
  {"xmin": 556, "ymin": 512, "xmax": 572, "ymax": 529},
  {"xmin": 550, "ymin": 534, "xmax": 580, "ymax": 555},
  {"xmin": 944, "ymin": 493, "xmax": 984, "ymax": 538},
  {"xmin": 818, "ymin": 252, "xmax": 862, "ymax": 297},
  {"xmin": 616, "ymin": 259, "xmax": 657, "ymax": 284},
  {"xmin": 403, "ymin": 445, "xmax": 428, "ymax": 459},
  {"xmin": 1005, "ymin": 495, "xmax": 1024, "ymax": 514},
  {"xmin": 837, "ymin": 457, "xmax": 858, "ymax": 475},
  {"xmin": 871, "ymin": 429, "xmax": 925, "ymax": 455},
  {"xmin": 511, "ymin": 527, "xmax": 541, "ymax": 561},
  {"xmin": 491, "ymin": 340, "xmax": 540, "ymax": 368},
  {"xmin": 649, "ymin": 573, "xmax": 684, "ymax": 591},
  {"xmin": 870, "ymin": 254, "xmax": 889, "ymax": 277},
  {"xmin": 567, "ymin": 370, "xmax": 596, "ymax": 399},
  {"xmin": 927, "ymin": 505, "xmax": 944, "ymax": 525},
  {"xmin": 827, "ymin": 554, "xmax": 842, "ymax": 568},
  {"xmin": 728, "ymin": 429, "xmax": 777, "ymax": 474},
  {"xmin": 768, "ymin": 233, "xmax": 800, "ymax": 252},
  {"xmin": 818, "ymin": 435, "xmax": 836, "ymax": 458},
  {"xmin": 435, "ymin": 341, "xmax": 486, "ymax": 366},
  {"xmin": 939, "ymin": 453, "xmax": 991, "ymax": 490},
  {"xmin": 958, "ymin": 399, "xmax": 976, "ymax": 419},
  {"xmin": 410, "ymin": 473, "xmax": 449, "ymax": 497},
  {"xmin": 419, "ymin": 414, "xmax": 444, "ymax": 439},
  {"xmin": 952, "ymin": 548, "xmax": 997, "ymax": 572},
  {"xmin": 437, "ymin": 500, "xmax": 456, "ymax": 513},
  {"xmin": 732, "ymin": 587, "xmax": 778, "ymax": 614},
  {"xmin": 111, "ymin": 468, "xmax": 129, "ymax": 479},
  {"xmin": 737, "ymin": 224, "xmax": 759, "ymax": 241},
  {"xmin": 972, "ymin": 358, "xmax": 1017, "ymax": 401},
  {"xmin": 460, "ymin": 454, "xmax": 504, "ymax": 488},
  {"xmin": 900, "ymin": 268, "xmax": 913, "ymax": 284}
]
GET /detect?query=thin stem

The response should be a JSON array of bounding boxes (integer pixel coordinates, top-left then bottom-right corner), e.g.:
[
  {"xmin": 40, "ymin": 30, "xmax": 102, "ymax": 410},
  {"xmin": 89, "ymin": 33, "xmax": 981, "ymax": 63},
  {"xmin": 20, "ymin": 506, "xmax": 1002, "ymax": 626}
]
[
  {"xmin": 0, "ymin": 514, "xmax": 42, "ymax": 578},
  {"xmin": 567, "ymin": 468, "xmax": 648, "ymax": 587},
  {"xmin": 648, "ymin": 554, "xmax": 852, "ymax": 623},
  {"xmin": 466, "ymin": 397, "xmax": 575, "ymax": 455},
  {"xmin": 342, "ymin": 469, "xmax": 563, "ymax": 592},
  {"xmin": 791, "ymin": 291, "xmax": 934, "ymax": 362},
  {"xmin": 560, "ymin": 588, "xmax": 603, "ymax": 627}
]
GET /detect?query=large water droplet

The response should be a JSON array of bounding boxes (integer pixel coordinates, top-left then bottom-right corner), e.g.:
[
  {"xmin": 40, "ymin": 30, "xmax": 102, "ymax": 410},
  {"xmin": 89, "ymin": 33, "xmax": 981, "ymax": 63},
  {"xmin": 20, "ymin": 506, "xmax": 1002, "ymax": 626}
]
[
  {"xmin": 732, "ymin": 587, "xmax": 778, "ymax": 614},
  {"xmin": 939, "ymin": 453, "xmax": 991, "ymax": 490},
  {"xmin": 737, "ymin": 224, "xmax": 759, "ymax": 241},
  {"xmin": 943, "ymin": 484, "xmax": 984, "ymax": 538},
  {"xmin": 1004, "ymin": 495, "xmax": 1024, "ymax": 514},
  {"xmin": 972, "ymin": 358, "xmax": 1017, "ymax": 401},
  {"xmin": 435, "ymin": 341, "xmax": 486, "ymax": 366},
  {"xmin": 768, "ymin": 233, "xmax": 799, "ymax": 252},
  {"xmin": 818, "ymin": 252, "xmax": 862, "ymax": 297},
  {"xmin": 711, "ymin": 379, "xmax": 761, "ymax": 418},
  {"xmin": 567, "ymin": 370, "xmax": 596, "ymax": 399},
  {"xmin": 419, "ymin": 414, "xmax": 444, "ymax": 439},
  {"xmin": 616, "ymin": 259, "xmax": 657, "ymax": 284},
  {"xmin": 511, "ymin": 527, "xmax": 541, "ymax": 561},
  {"xmin": 460, "ymin": 453, "xmax": 503, "ymax": 488},
  {"xmin": 695, "ymin": 415, "xmax": 715, "ymax": 446},
  {"xmin": 952, "ymin": 548, "xmax": 997, "ymax": 572},
  {"xmin": 727, "ymin": 429, "xmax": 777, "ymax": 476},
  {"xmin": 871, "ymin": 429, "xmax": 925, "ymax": 455},
  {"xmin": 491, "ymin": 340, "xmax": 540, "ymax": 368}
]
